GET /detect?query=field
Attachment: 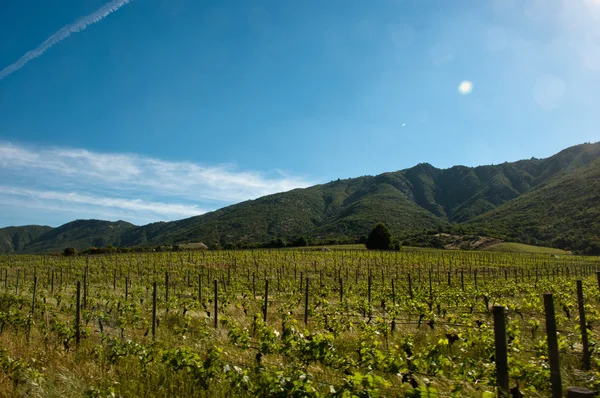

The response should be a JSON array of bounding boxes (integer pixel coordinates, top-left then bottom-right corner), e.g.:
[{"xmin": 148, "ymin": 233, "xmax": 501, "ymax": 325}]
[
  {"xmin": 0, "ymin": 250, "xmax": 599, "ymax": 397},
  {"xmin": 294, "ymin": 242, "xmax": 567, "ymax": 254},
  {"xmin": 481, "ymin": 243, "xmax": 568, "ymax": 255}
]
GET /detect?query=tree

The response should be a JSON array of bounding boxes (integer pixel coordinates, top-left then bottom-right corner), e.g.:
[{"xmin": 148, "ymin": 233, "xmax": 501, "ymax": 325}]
[
  {"xmin": 63, "ymin": 247, "xmax": 77, "ymax": 256},
  {"xmin": 265, "ymin": 237, "xmax": 287, "ymax": 248},
  {"xmin": 430, "ymin": 236, "xmax": 445, "ymax": 249},
  {"xmin": 365, "ymin": 223, "xmax": 393, "ymax": 250},
  {"xmin": 584, "ymin": 239, "xmax": 600, "ymax": 255},
  {"xmin": 291, "ymin": 236, "xmax": 308, "ymax": 247}
]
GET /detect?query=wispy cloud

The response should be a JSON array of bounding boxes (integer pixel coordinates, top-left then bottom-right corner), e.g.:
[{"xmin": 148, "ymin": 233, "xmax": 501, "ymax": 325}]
[
  {"xmin": 0, "ymin": 0, "xmax": 134, "ymax": 81},
  {"xmin": 0, "ymin": 187, "xmax": 205, "ymax": 218},
  {"xmin": 0, "ymin": 143, "xmax": 313, "ymax": 202},
  {"xmin": 0, "ymin": 142, "xmax": 314, "ymax": 226}
]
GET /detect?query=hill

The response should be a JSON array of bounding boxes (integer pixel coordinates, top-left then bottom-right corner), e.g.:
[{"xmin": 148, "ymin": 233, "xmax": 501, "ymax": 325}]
[
  {"xmin": 120, "ymin": 142, "xmax": 600, "ymax": 250},
  {"xmin": 119, "ymin": 175, "xmax": 445, "ymax": 249},
  {"xmin": 0, "ymin": 225, "xmax": 53, "ymax": 254},
  {"xmin": 18, "ymin": 220, "xmax": 136, "ymax": 254},
  {"xmin": 1, "ymin": 142, "xmax": 599, "ymax": 254},
  {"xmin": 464, "ymin": 156, "xmax": 600, "ymax": 254}
]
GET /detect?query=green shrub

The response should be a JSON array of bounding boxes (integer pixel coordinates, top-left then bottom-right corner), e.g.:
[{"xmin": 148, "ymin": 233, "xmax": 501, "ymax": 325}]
[{"xmin": 365, "ymin": 223, "xmax": 393, "ymax": 250}]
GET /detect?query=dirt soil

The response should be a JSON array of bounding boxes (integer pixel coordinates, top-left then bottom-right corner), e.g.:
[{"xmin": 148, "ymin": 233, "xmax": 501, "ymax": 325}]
[{"xmin": 436, "ymin": 233, "xmax": 504, "ymax": 250}]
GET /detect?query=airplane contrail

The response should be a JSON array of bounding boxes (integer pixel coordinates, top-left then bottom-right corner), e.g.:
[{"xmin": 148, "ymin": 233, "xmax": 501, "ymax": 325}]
[{"xmin": 0, "ymin": 0, "xmax": 134, "ymax": 81}]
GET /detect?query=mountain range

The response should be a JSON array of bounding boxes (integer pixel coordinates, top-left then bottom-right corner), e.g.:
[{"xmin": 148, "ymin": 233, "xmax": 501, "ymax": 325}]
[{"xmin": 1, "ymin": 142, "xmax": 599, "ymax": 254}]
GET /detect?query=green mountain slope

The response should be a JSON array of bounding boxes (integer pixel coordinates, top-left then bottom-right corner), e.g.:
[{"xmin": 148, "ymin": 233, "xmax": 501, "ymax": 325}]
[
  {"xmin": 0, "ymin": 225, "xmax": 53, "ymax": 253},
  {"xmin": 121, "ymin": 176, "xmax": 444, "ymax": 248},
  {"xmin": 464, "ymin": 157, "xmax": 600, "ymax": 253},
  {"xmin": 1, "ymin": 142, "xmax": 599, "ymax": 254},
  {"xmin": 400, "ymin": 142, "xmax": 600, "ymax": 222},
  {"xmin": 19, "ymin": 220, "xmax": 136, "ymax": 254}
]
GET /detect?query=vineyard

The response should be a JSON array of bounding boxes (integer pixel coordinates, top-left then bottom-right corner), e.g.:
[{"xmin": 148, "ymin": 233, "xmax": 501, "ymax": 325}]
[{"xmin": 0, "ymin": 249, "xmax": 599, "ymax": 397}]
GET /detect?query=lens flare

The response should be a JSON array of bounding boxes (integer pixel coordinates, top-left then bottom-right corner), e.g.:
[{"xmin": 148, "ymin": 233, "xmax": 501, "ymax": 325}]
[{"xmin": 458, "ymin": 81, "xmax": 473, "ymax": 95}]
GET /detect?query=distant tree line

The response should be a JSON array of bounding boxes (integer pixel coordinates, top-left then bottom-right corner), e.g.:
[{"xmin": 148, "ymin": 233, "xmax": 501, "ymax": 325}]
[
  {"xmin": 59, "ymin": 223, "xmax": 600, "ymax": 256},
  {"xmin": 61, "ymin": 244, "xmax": 207, "ymax": 256}
]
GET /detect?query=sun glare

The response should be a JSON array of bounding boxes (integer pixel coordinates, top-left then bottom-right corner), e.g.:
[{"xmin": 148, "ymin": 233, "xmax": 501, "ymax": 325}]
[{"xmin": 458, "ymin": 80, "xmax": 473, "ymax": 95}]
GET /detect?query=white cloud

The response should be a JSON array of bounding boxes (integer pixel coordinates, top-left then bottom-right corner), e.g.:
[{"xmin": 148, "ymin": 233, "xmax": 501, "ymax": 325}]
[
  {"xmin": 0, "ymin": 143, "xmax": 313, "ymax": 202},
  {"xmin": 0, "ymin": 0, "xmax": 134, "ymax": 81},
  {"xmin": 0, "ymin": 187, "xmax": 204, "ymax": 218},
  {"xmin": 0, "ymin": 142, "xmax": 314, "ymax": 225}
]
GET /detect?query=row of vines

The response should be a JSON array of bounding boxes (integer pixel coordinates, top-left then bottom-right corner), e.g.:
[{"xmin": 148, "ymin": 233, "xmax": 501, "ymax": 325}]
[{"xmin": 0, "ymin": 249, "xmax": 599, "ymax": 397}]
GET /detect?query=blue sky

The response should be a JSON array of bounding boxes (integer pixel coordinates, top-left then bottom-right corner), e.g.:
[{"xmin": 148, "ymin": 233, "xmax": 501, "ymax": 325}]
[{"xmin": 1, "ymin": 0, "xmax": 599, "ymax": 227}]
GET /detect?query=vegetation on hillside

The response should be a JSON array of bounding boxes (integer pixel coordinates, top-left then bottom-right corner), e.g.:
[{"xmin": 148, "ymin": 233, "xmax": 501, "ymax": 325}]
[
  {"xmin": 464, "ymin": 157, "xmax": 600, "ymax": 254},
  {"xmin": 1, "ymin": 142, "xmax": 599, "ymax": 254},
  {"xmin": 18, "ymin": 220, "xmax": 135, "ymax": 254},
  {"xmin": 0, "ymin": 225, "xmax": 53, "ymax": 253}
]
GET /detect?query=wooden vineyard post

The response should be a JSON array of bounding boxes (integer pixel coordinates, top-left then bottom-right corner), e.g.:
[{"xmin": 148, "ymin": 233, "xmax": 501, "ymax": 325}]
[
  {"xmin": 339, "ymin": 277, "xmax": 343, "ymax": 303},
  {"xmin": 319, "ymin": 270, "xmax": 323, "ymax": 288},
  {"xmin": 367, "ymin": 275, "xmax": 372, "ymax": 304},
  {"xmin": 152, "ymin": 282, "xmax": 157, "ymax": 341},
  {"xmin": 252, "ymin": 272, "xmax": 256, "ymax": 299},
  {"xmin": 576, "ymin": 280, "xmax": 591, "ymax": 370},
  {"xmin": 213, "ymin": 279, "xmax": 218, "ymax": 328},
  {"xmin": 304, "ymin": 277, "xmax": 309, "ymax": 325},
  {"xmin": 544, "ymin": 293, "xmax": 562, "ymax": 398},
  {"xmin": 76, "ymin": 281, "xmax": 81, "ymax": 348},
  {"xmin": 263, "ymin": 279, "xmax": 269, "ymax": 323},
  {"xmin": 113, "ymin": 269, "xmax": 117, "ymax": 290},
  {"xmin": 408, "ymin": 273, "xmax": 413, "ymax": 300},
  {"xmin": 31, "ymin": 276, "xmax": 38, "ymax": 316},
  {"xmin": 83, "ymin": 267, "xmax": 88, "ymax": 310},
  {"xmin": 391, "ymin": 278, "xmax": 396, "ymax": 333},
  {"xmin": 428, "ymin": 270, "xmax": 432, "ymax": 298},
  {"xmin": 51, "ymin": 269, "xmax": 54, "ymax": 294},
  {"xmin": 198, "ymin": 274, "xmax": 202, "ymax": 303},
  {"xmin": 277, "ymin": 270, "xmax": 280, "ymax": 292},
  {"xmin": 16, "ymin": 268, "xmax": 19, "ymax": 294},
  {"xmin": 165, "ymin": 271, "xmax": 169, "ymax": 300},
  {"xmin": 493, "ymin": 306, "xmax": 509, "ymax": 397},
  {"xmin": 596, "ymin": 272, "xmax": 600, "ymax": 294},
  {"xmin": 125, "ymin": 277, "xmax": 129, "ymax": 301},
  {"xmin": 27, "ymin": 276, "xmax": 38, "ymax": 341}
]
